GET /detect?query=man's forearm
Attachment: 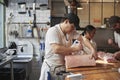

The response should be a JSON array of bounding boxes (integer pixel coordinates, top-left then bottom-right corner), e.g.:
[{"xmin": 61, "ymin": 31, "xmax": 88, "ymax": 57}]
[{"xmin": 51, "ymin": 44, "xmax": 76, "ymax": 55}]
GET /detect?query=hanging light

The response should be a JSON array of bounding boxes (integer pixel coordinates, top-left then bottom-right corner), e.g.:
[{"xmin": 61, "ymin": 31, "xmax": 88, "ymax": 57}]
[
  {"xmin": 77, "ymin": 2, "xmax": 83, "ymax": 10},
  {"xmin": 75, "ymin": 0, "xmax": 83, "ymax": 10},
  {"xmin": 64, "ymin": 0, "xmax": 83, "ymax": 14},
  {"xmin": 70, "ymin": 0, "xmax": 83, "ymax": 10}
]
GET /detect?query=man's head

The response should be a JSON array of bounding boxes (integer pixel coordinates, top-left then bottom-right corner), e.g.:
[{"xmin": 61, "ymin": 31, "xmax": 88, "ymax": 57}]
[
  {"xmin": 61, "ymin": 13, "xmax": 80, "ymax": 33},
  {"xmin": 66, "ymin": 13, "xmax": 80, "ymax": 29},
  {"xmin": 109, "ymin": 16, "xmax": 120, "ymax": 33}
]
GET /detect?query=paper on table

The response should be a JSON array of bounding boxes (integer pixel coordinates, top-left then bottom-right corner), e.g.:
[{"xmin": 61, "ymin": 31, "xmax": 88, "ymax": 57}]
[{"xmin": 67, "ymin": 73, "xmax": 83, "ymax": 80}]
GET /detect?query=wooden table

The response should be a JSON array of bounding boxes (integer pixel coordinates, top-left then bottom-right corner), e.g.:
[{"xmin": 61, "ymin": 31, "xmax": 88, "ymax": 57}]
[{"xmin": 66, "ymin": 60, "xmax": 120, "ymax": 80}]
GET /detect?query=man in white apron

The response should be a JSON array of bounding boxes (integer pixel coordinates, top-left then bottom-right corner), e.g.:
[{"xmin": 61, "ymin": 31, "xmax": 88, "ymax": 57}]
[{"xmin": 39, "ymin": 13, "xmax": 82, "ymax": 80}]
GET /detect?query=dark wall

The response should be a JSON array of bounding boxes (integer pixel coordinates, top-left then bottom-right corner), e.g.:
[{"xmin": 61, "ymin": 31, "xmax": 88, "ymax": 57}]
[
  {"xmin": 51, "ymin": 17, "xmax": 63, "ymax": 27},
  {"xmin": 93, "ymin": 28, "xmax": 119, "ymax": 53}
]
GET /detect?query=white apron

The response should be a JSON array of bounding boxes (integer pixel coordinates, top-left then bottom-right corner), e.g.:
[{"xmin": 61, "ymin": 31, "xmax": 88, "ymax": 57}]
[{"xmin": 39, "ymin": 60, "xmax": 66, "ymax": 80}]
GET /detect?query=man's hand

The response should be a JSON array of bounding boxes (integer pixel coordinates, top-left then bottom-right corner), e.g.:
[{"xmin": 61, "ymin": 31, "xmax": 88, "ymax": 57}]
[
  {"xmin": 108, "ymin": 38, "xmax": 113, "ymax": 45},
  {"xmin": 91, "ymin": 53, "xmax": 98, "ymax": 60}
]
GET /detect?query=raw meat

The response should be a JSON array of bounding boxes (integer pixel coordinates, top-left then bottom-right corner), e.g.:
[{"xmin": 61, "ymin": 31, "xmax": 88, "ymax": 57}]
[
  {"xmin": 97, "ymin": 51, "xmax": 118, "ymax": 63},
  {"xmin": 65, "ymin": 54, "xmax": 96, "ymax": 68}
]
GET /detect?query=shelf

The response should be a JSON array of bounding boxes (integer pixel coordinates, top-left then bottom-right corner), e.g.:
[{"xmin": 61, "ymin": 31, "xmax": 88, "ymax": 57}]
[
  {"xmin": 10, "ymin": 22, "xmax": 50, "ymax": 25},
  {"xmin": 17, "ymin": 37, "xmax": 41, "ymax": 39}
]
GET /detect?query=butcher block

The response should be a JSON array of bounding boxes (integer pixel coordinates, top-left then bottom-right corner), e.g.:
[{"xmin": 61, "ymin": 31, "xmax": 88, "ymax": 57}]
[
  {"xmin": 65, "ymin": 60, "xmax": 120, "ymax": 80},
  {"xmin": 65, "ymin": 54, "xmax": 96, "ymax": 68}
]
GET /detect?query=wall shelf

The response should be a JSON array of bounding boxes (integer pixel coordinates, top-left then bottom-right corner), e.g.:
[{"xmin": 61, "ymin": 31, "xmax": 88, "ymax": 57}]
[
  {"xmin": 10, "ymin": 22, "xmax": 50, "ymax": 25},
  {"xmin": 17, "ymin": 37, "xmax": 41, "ymax": 39}
]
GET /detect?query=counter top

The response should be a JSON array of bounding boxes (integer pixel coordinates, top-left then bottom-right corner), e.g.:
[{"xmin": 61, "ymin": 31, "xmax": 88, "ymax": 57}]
[
  {"xmin": 0, "ymin": 55, "xmax": 16, "ymax": 67},
  {"xmin": 66, "ymin": 60, "xmax": 120, "ymax": 80}
]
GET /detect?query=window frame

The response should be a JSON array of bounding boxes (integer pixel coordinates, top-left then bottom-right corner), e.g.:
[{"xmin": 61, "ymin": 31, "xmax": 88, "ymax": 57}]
[{"xmin": 0, "ymin": 2, "xmax": 5, "ymax": 48}]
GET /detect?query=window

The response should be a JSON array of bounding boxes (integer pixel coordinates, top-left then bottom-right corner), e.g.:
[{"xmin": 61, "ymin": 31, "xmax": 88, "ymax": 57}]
[
  {"xmin": 0, "ymin": 2, "xmax": 4, "ymax": 48},
  {"xmin": 78, "ymin": 0, "xmax": 120, "ymax": 28}
]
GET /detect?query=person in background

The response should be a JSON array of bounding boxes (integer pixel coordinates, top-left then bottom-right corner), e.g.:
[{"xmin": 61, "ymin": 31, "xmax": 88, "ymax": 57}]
[
  {"xmin": 98, "ymin": 16, "xmax": 120, "ymax": 62},
  {"xmin": 39, "ymin": 13, "xmax": 82, "ymax": 80},
  {"xmin": 76, "ymin": 24, "xmax": 120, "ymax": 62},
  {"xmin": 64, "ymin": 0, "xmax": 81, "ymax": 30},
  {"xmin": 107, "ymin": 16, "xmax": 120, "ymax": 61},
  {"xmin": 78, "ymin": 25, "xmax": 98, "ymax": 59},
  {"xmin": 108, "ymin": 16, "xmax": 120, "ymax": 49},
  {"xmin": 64, "ymin": 0, "xmax": 78, "ymax": 14}
]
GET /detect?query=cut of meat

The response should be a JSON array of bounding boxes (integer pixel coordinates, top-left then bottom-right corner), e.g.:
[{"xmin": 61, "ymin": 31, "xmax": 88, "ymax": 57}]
[
  {"xmin": 65, "ymin": 54, "xmax": 96, "ymax": 68},
  {"xmin": 97, "ymin": 51, "xmax": 118, "ymax": 63}
]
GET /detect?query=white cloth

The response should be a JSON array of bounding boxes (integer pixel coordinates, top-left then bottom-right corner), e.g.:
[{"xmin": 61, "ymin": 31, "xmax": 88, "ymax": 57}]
[
  {"xmin": 71, "ymin": 40, "xmax": 83, "ymax": 55},
  {"xmin": 114, "ymin": 31, "xmax": 120, "ymax": 48},
  {"xmin": 39, "ymin": 61, "xmax": 50, "ymax": 80},
  {"xmin": 39, "ymin": 24, "xmax": 79, "ymax": 80},
  {"xmin": 80, "ymin": 36, "xmax": 97, "ymax": 55},
  {"xmin": 40, "ymin": 60, "xmax": 66, "ymax": 80},
  {"xmin": 71, "ymin": 36, "xmax": 97, "ymax": 55}
]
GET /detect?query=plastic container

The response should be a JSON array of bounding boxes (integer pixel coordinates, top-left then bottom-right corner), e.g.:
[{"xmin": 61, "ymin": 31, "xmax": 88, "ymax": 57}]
[{"xmin": 26, "ymin": 21, "xmax": 32, "ymax": 37}]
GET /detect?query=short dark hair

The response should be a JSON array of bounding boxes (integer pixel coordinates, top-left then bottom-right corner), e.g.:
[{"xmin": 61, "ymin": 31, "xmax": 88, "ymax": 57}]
[
  {"xmin": 82, "ymin": 25, "xmax": 96, "ymax": 36},
  {"xmin": 61, "ymin": 13, "xmax": 80, "ymax": 30},
  {"xmin": 109, "ymin": 16, "xmax": 120, "ymax": 27}
]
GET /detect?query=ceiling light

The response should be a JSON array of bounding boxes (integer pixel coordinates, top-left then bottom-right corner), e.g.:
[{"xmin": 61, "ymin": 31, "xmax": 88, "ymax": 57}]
[{"xmin": 77, "ymin": 2, "xmax": 83, "ymax": 10}]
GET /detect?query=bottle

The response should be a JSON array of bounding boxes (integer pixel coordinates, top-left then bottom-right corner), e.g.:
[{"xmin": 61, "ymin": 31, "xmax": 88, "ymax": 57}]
[
  {"xmin": 26, "ymin": 21, "xmax": 32, "ymax": 37},
  {"xmin": 40, "ymin": 39, "xmax": 45, "ymax": 54},
  {"xmin": 39, "ymin": 39, "xmax": 45, "ymax": 62}
]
